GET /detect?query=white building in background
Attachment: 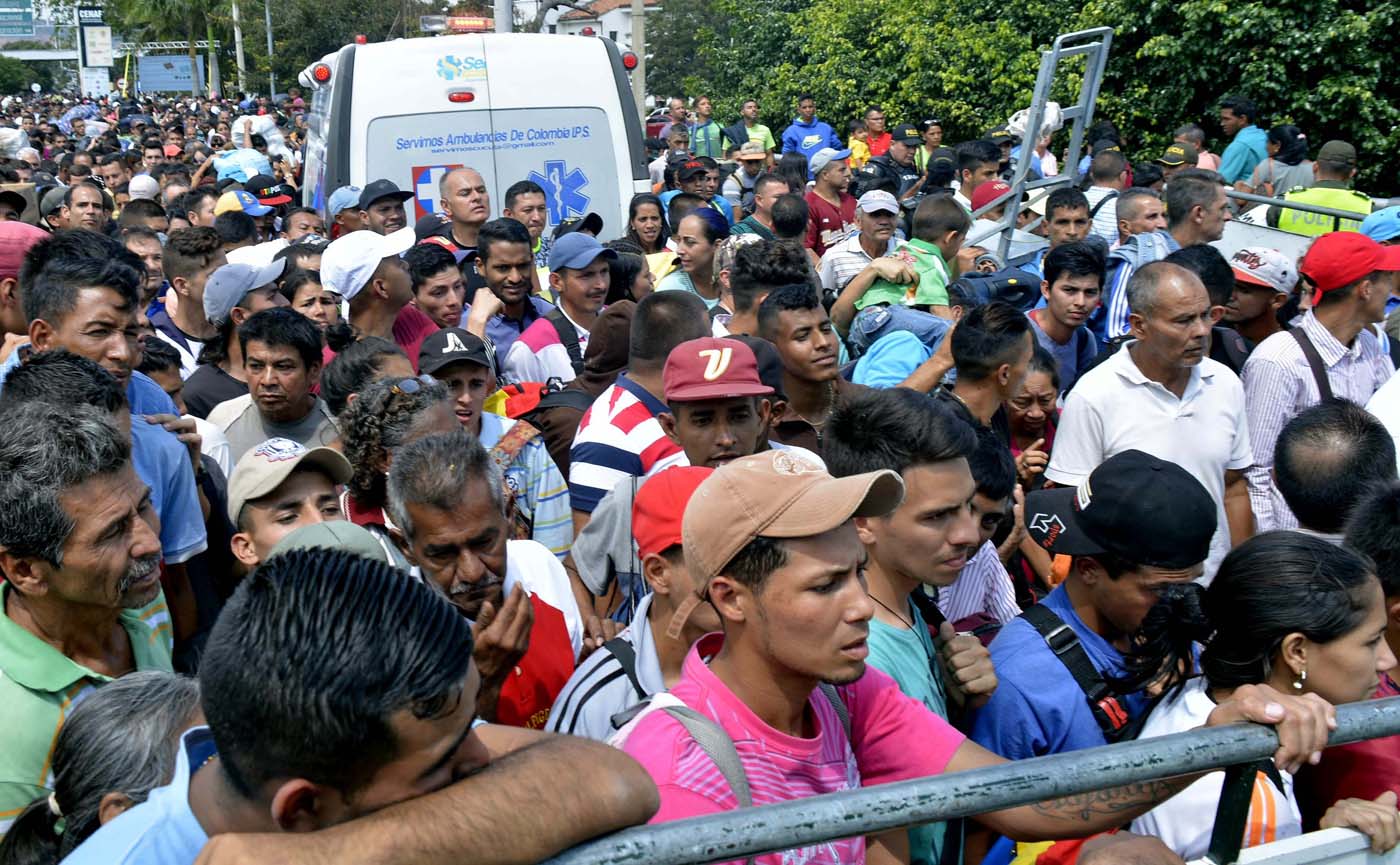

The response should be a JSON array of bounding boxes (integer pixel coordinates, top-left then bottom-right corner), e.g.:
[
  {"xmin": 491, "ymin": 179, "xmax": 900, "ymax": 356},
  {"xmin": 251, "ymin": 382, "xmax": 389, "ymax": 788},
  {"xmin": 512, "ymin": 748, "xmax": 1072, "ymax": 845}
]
[{"xmin": 526, "ymin": 0, "xmax": 662, "ymax": 45}]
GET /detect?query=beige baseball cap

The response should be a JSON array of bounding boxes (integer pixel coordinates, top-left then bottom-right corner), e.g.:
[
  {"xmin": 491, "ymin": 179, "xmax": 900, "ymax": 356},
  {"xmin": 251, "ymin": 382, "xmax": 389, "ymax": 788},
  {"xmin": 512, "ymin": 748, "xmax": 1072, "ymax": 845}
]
[
  {"xmin": 227, "ymin": 437, "xmax": 353, "ymax": 525},
  {"xmin": 681, "ymin": 450, "xmax": 904, "ymax": 586}
]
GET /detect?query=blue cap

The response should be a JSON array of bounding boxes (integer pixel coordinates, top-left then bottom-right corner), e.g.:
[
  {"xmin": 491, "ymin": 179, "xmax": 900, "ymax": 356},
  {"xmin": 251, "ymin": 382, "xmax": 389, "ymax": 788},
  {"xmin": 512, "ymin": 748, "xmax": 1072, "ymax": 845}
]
[
  {"xmin": 548, "ymin": 231, "xmax": 618, "ymax": 273},
  {"xmin": 326, "ymin": 185, "xmax": 362, "ymax": 218},
  {"xmin": 1361, "ymin": 206, "xmax": 1400, "ymax": 244}
]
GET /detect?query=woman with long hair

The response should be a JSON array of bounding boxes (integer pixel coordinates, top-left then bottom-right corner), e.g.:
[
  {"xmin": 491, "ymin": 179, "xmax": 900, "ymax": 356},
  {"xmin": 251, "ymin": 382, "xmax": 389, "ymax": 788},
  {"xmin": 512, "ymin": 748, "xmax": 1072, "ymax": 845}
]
[
  {"xmin": 605, "ymin": 250, "xmax": 654, "ymax": 306},
  {"xmin": 0, "ymin": 673, "xmax": 201, "ymax": 865},
  {"xmin": 1244, "ymin": 125, "xmax": 1313, "ymax": 197},
  {"xmin": 776, "ymin": 152, "xmax": 810, "ymax": 194},
  {"xmin": 655, "ymin": 207, "xmax": 730, "ymax": 309},
  {"xmin": 625, "ymin": 193, "xmax": 668, "ymax": 254},
  {"xmin": 1125, "ymin": 532, "xmax": 1400, "ymax": 859}
]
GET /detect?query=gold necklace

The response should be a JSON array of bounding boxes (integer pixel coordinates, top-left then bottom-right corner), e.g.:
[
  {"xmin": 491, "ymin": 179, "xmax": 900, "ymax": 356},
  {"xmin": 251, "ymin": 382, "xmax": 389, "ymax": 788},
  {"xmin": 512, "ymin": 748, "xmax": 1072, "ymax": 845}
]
[{"xmin": 794, "ymin": 380, "xmax": 837, "ymax": 429}]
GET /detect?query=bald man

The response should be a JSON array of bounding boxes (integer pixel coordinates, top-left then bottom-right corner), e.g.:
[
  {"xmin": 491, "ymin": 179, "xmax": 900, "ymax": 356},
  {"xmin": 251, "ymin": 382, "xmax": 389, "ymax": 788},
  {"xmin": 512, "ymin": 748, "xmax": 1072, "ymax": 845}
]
[{"xmin": 439, "ymin": 167, "xmax": 493, "ymax": 253}]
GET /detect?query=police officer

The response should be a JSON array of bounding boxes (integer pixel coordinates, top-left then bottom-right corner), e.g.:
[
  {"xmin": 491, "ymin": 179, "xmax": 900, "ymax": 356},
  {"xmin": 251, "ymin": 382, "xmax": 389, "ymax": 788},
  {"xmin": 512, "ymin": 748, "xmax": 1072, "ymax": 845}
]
[
  {"xmin": 855, "ymin": 123, "xmax": 926, "ymax": 220},
  {"xmin": 1272, "ymin": 140, "xmax": 1374, "ymax": 236}
]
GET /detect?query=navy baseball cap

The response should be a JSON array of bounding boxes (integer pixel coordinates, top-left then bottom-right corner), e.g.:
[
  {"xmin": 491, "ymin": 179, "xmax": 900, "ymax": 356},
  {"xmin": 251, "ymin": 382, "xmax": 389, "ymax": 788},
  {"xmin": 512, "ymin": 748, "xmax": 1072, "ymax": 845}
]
[
  {"xmin": 1024, "ymin": 450, "xmax": 1216, "ymax": 570},
  {"xmin": 548, "ymin": 232, "xmax": 617, "ymax": 273}
]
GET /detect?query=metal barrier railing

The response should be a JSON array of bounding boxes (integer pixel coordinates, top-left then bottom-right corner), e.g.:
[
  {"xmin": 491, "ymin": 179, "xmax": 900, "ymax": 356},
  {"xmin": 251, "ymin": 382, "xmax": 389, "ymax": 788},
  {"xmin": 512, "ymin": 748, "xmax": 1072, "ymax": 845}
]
[
  {"xmin": 544, "ymin": 697, "xmax": 1400, "ymax": 865},
  {"xmin": 1225, "ymin": 189, "xmax": 1375, "ymax": 233}
]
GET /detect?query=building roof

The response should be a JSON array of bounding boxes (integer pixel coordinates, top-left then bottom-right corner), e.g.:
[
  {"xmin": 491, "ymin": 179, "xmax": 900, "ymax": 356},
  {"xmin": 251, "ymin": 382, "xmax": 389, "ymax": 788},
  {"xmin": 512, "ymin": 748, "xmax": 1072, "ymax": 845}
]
[{"xmin": 560, "ymin": 0, "xmax": 660, "ymax": 21}]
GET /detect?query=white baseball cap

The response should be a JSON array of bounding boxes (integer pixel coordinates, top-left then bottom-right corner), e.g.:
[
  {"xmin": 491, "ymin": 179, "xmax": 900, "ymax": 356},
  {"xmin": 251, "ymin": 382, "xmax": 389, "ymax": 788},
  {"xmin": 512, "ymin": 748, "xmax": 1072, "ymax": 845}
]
[
  {"xmin": 127, "ymin": 174, "xmax": 160, "ymax": 201},
  {"xmin": 1229, "ymin": 246, "xmax": 1298, "ymax": 294},
  {"xmin": 320, "ymin": 226, "xmax": 415, "ymax": 301}
]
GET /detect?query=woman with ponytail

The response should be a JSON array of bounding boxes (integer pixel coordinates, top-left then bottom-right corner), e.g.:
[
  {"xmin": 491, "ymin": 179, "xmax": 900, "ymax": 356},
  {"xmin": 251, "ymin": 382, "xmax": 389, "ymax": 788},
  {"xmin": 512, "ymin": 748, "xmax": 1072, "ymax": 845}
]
[
  {"xmin": 0, "ymin": 673, "xmax": 200, "ymax": 865},
  {"xmin": 1125, "ymin": 531, "xmax": 1400, "ymax": 859}
]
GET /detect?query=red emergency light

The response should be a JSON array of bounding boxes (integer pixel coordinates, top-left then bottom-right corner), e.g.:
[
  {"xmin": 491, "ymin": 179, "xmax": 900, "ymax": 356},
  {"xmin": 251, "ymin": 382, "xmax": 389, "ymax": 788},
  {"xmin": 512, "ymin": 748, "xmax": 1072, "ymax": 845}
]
[
  {"xmin": 311, "ymin": 63, "xmax": 332, "ymax": 83},
  {"xmin": 621, "ymin": 51, "xmax": 638, "ymax": 69}
]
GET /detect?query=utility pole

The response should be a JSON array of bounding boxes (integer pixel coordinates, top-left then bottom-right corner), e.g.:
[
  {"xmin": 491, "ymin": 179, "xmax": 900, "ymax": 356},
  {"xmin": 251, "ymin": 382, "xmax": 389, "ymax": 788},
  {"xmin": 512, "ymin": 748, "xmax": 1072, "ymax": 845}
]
[
  {"xmin": 629, "ymin": 0, "xmax": 644, "ymax": 116},
  {"xmin": 494, "ymin": 0, "xmax": 511, "ymax": 32},
  {"xmin": 263, "ymin": 0, "xmax": 274, "ymax": 96},
  {"xmin": 230, "ymin": 0, "xmax": 248, "ymax": 96}
]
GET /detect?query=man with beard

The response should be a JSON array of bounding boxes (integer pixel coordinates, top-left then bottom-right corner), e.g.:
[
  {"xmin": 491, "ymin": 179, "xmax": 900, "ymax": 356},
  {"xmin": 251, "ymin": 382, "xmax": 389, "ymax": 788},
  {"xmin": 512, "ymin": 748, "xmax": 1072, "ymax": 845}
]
[
  {"xmin": 0, "ymin": 401, "xmax": 170, "ymax": 831},
  {"xmin": 462, "ymin": 218, "xmax": 556, "ymax": 360},
  {"xmin": 388, "ymin": 429, "xmax": 583, "ymax": 728},
  {"xmin": 356, "ymin": 179, "xmax": 412, "ymax": 236}
]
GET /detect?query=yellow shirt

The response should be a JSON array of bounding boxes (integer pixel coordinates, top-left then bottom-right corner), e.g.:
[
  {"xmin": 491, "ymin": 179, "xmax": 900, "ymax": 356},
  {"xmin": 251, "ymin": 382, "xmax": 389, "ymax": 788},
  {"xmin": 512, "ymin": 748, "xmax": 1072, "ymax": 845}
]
[{"xmin": 849, "ymin": 137, "xmax": 872, "ymax": 169}]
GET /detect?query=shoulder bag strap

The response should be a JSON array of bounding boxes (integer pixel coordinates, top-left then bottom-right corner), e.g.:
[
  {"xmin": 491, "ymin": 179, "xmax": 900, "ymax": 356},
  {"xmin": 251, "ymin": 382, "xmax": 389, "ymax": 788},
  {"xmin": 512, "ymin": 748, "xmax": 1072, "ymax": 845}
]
[
  {"xmin": 1020, "ymin": 604, "xmax": 1132, "ymax": 741},
  {"xmin": 1087, "ymin": 189, "xmax": 1118, "ymax": 219},
  {"xmin": 1289, "ymin": 326, "xmax": 1334, "ymax": 401},
  {"xmin": 601, "ymin": 636, "xmax": 649, "ymax": 701},
  {"xmin": 545, "ymin": 307, "xmax": 586, "ymax": 375}
]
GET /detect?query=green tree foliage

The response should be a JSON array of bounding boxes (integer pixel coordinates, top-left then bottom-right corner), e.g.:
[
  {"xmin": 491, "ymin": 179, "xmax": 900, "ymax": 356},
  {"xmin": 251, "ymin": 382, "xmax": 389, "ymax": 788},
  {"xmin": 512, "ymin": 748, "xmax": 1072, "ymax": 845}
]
[
  {"xmin": 650, "ymin": 0, "xmax": 1396, "ymax": 193},
  {"xmin": 1077, "ymin": 0, "xmax": 1398, "ymax": 192},
  {"xmin": 0, "ymin": 55, "xmax": 37, "ymax": 93}
]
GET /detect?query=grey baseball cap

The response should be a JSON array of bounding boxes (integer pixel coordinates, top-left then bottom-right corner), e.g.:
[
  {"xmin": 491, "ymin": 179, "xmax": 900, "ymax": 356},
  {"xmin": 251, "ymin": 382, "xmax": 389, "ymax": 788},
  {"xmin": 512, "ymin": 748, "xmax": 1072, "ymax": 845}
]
[{"xmin": 203, "ymin": 258, "xmax": 288, "ymax": 327}]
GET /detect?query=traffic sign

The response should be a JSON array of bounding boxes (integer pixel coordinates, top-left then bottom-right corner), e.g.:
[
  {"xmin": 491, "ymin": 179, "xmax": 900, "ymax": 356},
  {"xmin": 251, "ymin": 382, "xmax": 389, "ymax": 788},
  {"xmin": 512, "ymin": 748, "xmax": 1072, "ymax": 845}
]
[{"xmin": 0, "ymin": 0, "xmax": 33, "ymax": 36}]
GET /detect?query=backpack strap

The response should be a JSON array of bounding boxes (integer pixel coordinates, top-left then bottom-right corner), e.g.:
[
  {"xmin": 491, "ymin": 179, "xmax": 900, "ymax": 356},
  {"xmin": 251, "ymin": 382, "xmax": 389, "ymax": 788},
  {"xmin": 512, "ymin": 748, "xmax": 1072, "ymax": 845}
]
[
  {"xmin": 1087, "ymin": 190, "xmax": 1118, "ymax": 219},
  {"xmin": 1289, "ymin": 326, "xmax": 1334, "ymax": 401},
  {"xmin": 1020, "ymin": 604, "xmax": 1132, "ymax": 741},
  {"xmin": 545, "ymin": 307, "xmax": 586, "ymax": 376},
  {"xmin": 816, "ymin": 682, "xmax": 851, "ymax": 741}
]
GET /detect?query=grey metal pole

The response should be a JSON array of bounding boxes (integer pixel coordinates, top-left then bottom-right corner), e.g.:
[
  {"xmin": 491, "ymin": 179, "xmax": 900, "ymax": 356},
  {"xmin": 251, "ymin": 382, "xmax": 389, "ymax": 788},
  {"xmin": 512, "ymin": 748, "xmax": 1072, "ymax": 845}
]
[
  {"xmin": 230, "ymin": 0, "xmax": 247, "ymax": 96},
  {"xmin": 263, "ymin": 0, "xmax": 274, "ymax": 97},
  {"xmin": 544, "ymin": 697, "xmax": 1400, "ymax": 865},
  {"xmin": 629, "ymin": 0, "xmax": 645, "ymax": 117},
  {"xmin": 494, "ymin": 0, "xmax": 512, "ymax": 32}
]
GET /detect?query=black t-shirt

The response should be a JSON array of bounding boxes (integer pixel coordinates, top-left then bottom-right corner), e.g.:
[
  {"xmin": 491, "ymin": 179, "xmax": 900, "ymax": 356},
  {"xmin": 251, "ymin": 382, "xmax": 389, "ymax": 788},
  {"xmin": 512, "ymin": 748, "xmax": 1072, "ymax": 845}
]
[
  {"xmin": 935, "ymin": 387, "xmax": 1011, "ymax": 448},
  {"xmin": 184, "ymin": 363, "xmax": 249, "ymax": 419}
]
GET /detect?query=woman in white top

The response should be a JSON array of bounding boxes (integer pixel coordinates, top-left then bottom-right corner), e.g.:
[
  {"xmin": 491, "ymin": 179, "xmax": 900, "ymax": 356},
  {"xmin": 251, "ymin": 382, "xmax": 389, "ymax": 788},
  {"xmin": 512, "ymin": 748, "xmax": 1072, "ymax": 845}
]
[{"xmin": 1126, "ymin": 532, "xmax": 1400, "ymax": 860}]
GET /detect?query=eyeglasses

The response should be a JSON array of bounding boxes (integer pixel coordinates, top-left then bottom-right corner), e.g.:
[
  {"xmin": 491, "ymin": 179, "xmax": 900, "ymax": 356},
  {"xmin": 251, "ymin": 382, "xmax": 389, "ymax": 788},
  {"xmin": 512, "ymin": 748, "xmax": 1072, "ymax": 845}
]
[{"xmin": 389, "ymin": 374, "xmax": 435, "ymax": 396}]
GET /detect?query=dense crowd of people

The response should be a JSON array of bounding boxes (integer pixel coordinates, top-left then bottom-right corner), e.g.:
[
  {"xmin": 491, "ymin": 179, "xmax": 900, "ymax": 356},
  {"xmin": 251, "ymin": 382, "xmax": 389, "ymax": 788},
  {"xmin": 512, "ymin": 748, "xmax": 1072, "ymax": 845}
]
[{"xmin": 0, "ymin": 80, "xmax": 1396, "ymax": 865}]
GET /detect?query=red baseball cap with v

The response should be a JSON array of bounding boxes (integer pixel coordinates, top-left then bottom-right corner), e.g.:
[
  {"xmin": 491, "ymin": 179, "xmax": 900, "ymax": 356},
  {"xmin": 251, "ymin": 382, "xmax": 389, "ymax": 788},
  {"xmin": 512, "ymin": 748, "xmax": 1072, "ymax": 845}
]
[
  {"xmin": 1300, "ymin": 231, "xmax": 1400, "ymax": 305},
  {"xmin": 663, "ymin": 337, "xmax": 774, "ymax": 403}
]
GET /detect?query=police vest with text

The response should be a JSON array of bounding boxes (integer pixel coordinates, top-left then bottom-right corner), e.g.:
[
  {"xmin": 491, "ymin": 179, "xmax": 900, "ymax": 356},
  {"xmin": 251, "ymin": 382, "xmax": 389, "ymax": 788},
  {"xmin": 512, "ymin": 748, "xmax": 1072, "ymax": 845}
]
[{"xmin": 1278, "ymin": 186, "xmax": 1371, "ymax": 236}]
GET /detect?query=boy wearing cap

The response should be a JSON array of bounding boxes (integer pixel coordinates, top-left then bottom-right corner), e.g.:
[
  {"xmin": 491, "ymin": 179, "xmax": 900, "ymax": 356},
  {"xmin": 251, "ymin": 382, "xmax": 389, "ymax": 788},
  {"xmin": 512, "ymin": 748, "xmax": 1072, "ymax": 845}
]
[
  {"xmin": 207, "ymin": 308, "xmax": 337, "ymax": 462},
  {"xmin": 722, "ymin": 142, "xmax": 768, "ymax": 215},
  {"xmin": 419, "ymin": 327, "xmax": 572, "ymax": 560},
  {"xmin": 971, "ymin": 450, "xmax": 1219, "ymax": 759},
  {"xmin": 181, "ymin": 257, "xmax": 289, "ymax": 416},
  {"xmin": 617, "ymin": 450, "xmax": 1329, "ymax": 861},
  {"xmin": 817, "ymin": 190, "xmax": 900, "ymax": 296},
  {"xmin": 657, "ymin": 336, "xmax": 776, "ymax": 470},
  {"xmin": 324, "ymin": 184, "xmax": 363, "ymax": 238},
  {"xmin": 502, "ymin": 232, "xmax": 616, "ymax": 385},
  {"xmin": 356, "ymin": 178, "xmax": 412, "ymax": 236},
  {"xmin": 548, "ymin": 466, "xmax": 721, "ymax": 740},
  {"xmin": 320, "ymin": 224, "xmax": 439, "ymax": 366},
  {"xmin": 1224, "ymin": 246, "xmax": 1297, "ymax": 346},
  {"xmin": 804, "ymin": 147, "xmax": 856, "ymax": 258},
  {"xmin": 227, "ymin": 437, "xmax": 351, "ymax": 569},
  {"xmin": 1244, "ymin": 231, "xmax": 1400, "ymax": 531},
  {"xmin": 659, "ymin": 159, "xmax": 735, "ymax": 225}
]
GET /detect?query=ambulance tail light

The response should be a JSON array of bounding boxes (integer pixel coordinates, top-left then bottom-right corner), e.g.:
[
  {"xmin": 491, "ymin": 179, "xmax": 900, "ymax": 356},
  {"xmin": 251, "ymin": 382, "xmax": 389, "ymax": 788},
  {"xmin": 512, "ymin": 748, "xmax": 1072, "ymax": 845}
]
[
  {"xmin": 447, "ymin": 89, "xmax": 476, "ymax": 104},
  {"xmin": 621, "ymin": 51, "xmax": 638, "ymax": 70}
]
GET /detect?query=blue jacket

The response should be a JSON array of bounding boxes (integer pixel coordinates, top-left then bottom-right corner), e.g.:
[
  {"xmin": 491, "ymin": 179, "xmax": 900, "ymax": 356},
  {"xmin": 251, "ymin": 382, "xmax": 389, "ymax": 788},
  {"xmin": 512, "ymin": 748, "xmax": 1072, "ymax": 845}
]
[
  {"xmin": 1219, "ymin": 125, "xmax": 1268, "ymax": 185},
  {"xmin": 780, "ymin": 117, "xmax": 842, "ymax": 163}
]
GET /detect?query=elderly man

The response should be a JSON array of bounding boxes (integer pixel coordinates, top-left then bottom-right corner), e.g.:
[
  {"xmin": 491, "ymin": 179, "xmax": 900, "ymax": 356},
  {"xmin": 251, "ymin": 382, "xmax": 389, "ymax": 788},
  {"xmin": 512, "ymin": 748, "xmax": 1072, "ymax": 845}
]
[
  {"xmin": 818, "ymin": 190, "xmax": 901, "ymax": 296},
  {"xmin": 0, "ymin": 402, "xmax": 171, "ymax": 831},
  {"xmin": 1048, "ymin": 261, "xmax": 1253, "ymax": 581}
]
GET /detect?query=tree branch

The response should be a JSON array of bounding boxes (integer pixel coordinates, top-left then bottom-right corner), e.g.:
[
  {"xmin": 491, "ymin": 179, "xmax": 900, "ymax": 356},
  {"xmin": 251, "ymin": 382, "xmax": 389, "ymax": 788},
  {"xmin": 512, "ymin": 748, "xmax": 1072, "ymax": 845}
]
[{"xmin": 530, "ymin": 0, "xmax": 591, "ymax": 32}]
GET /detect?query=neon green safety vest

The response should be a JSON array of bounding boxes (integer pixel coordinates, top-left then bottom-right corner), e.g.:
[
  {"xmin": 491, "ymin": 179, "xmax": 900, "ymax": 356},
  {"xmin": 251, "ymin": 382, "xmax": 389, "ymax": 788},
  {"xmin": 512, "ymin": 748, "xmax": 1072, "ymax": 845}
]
[{"xmin": 1278, "ymin": 185, "xmax": 1372, "ymax": 236}]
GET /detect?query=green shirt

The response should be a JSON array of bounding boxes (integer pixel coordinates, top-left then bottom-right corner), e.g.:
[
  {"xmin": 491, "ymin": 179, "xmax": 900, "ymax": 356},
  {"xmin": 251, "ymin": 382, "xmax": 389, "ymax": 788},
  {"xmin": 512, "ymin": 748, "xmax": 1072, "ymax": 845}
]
[
  {"xmin": 744, "ymin": 123, "xmax": 776, "ymax": 152},
  {"xmin": 731, "ymin": 215, "xmax": 776, "ymax": 240},
  {"xmin": 857, "ymin": 238, "xmax": 951, "ymax": 310},
  {"xmin": 867, "ymin": 600, "xmax": 954, "ymax": 865},
  {"xmin": 690, "ymin": 119, "xmax": 725, "ymax": 159},
  {"xmin": 0, "ymin": 584, "xmax": 174, "ymax": 836}
]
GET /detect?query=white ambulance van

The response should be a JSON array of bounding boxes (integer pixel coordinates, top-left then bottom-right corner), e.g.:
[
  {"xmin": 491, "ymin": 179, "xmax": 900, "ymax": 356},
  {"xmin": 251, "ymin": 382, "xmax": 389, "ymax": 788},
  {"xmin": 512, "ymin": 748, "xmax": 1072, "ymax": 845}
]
[{"xmin": 297, "ymin": 33, "xmax": 650, "ymax": 238}]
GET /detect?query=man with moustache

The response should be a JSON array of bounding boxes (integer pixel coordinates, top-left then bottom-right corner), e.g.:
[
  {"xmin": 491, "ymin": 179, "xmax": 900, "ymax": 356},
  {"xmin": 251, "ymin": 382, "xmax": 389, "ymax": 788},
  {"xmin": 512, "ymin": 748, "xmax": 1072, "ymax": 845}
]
[
  {"xmin": 388, "ymin": 430, "xmax": 583, "ymax": 728},
  {"xmin": 0, "ymin": 402, "xmax": 171, "ymax": 830}
]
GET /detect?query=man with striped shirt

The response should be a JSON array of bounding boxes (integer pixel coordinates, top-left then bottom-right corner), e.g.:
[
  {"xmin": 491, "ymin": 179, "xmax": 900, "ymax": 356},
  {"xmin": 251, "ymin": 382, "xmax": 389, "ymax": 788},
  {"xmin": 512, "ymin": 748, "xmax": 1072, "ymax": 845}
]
[
  {"xmin": 1243, "ymin": 232, "xmax": 1399, "ymax": 530},
  {"xmin": 568, "ymin": 292, "xmax": 709, "ymax": 532},
  {"xmin": 548, "ymin": 466, "xmax": 719, "ymax": 739}
]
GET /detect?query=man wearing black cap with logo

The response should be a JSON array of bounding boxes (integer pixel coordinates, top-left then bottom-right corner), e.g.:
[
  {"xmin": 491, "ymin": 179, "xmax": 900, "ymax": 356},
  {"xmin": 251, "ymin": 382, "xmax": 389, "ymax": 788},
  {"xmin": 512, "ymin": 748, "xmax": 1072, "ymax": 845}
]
[
  {"xmin": 419, "ymin": 327, "xmax": 573, "ymax": 559},
  {"xmin": 855, "ymin": 123, "xmax": 928, "ymax": 211},
  {"xmin": 969, "ymin": 450, "xmax": 1219, "ymax": 760},
  {"xmin": 356, "ymin": 178, "xmax": 413, "ymax": 236}
]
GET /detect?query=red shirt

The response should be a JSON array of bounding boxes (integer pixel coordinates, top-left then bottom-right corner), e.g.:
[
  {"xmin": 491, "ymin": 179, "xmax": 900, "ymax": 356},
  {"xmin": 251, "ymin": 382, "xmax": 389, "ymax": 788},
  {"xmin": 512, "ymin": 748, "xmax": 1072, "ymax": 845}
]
[
  {"xmin": 867, "ymin": 131, "xmax": 892, "ymax": 157},
  {"xmin": 1296, "ymin": 674, "xmax": 1400, "ymax": 827},
  {"xmin": 495, "ymin": 593, "xmax": 576, "ymax": 729},
  {"xmin": 394, "ymin": 305, "xmax": 441, "ymax": 371},
  {"xmin": 804, "ymin": 190, "xmax": 857, "ymax": 258}
]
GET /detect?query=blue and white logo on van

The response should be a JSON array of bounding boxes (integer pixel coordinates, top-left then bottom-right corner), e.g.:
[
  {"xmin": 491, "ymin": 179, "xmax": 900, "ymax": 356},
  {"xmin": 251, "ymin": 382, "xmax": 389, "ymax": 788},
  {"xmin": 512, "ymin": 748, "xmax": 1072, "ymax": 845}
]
[
  {"xmin": 529, "ymin": 160, "xmax": 590, "ymax": 224},
  {"xmin": 436, "ymin": 55, "xmax": 488, "ymax": 81},
  {"xmin": 411, "ymin": 163, "xmax": 464, "ymax": 220}
]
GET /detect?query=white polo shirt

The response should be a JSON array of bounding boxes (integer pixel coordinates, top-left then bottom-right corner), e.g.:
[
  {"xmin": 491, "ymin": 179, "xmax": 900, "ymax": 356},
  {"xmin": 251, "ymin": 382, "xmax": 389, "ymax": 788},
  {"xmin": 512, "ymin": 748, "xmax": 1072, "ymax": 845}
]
[{"xmin": 1046, "ymin": 343, "xmax": 1254, "ymax": 582}]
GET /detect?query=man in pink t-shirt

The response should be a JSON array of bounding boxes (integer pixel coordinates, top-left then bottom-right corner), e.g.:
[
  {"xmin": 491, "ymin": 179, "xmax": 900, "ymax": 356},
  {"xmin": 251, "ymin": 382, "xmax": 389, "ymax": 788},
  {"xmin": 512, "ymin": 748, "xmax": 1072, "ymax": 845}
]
[{"xmin": 618, "ymin": 450, "xmax": 1343, "ymax": 865}]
